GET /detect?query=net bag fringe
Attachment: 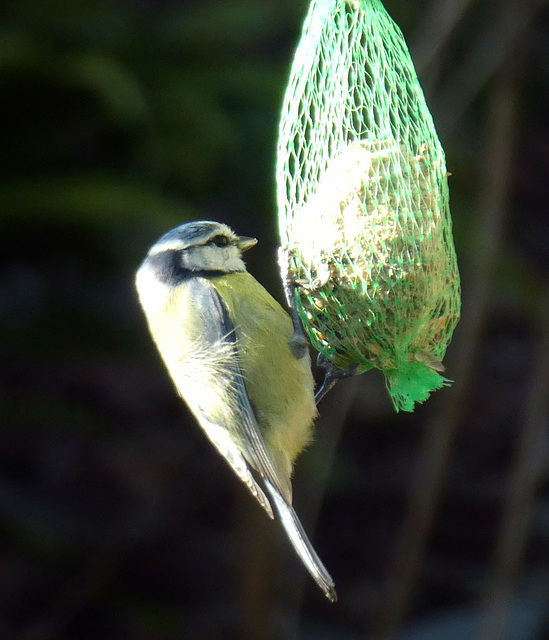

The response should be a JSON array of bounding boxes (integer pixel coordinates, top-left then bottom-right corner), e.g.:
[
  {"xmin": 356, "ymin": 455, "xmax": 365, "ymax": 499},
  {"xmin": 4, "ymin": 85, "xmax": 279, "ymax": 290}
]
[{"xmin": 276, "ymin": 0, "xmax": 461, "ymax": 411}]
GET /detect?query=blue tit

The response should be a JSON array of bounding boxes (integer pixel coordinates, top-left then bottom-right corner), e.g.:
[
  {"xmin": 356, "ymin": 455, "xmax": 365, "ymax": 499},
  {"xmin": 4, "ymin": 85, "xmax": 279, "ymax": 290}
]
[{"xmin": 135, "ymin": 220, "xmax": 336, "ymax": 601}]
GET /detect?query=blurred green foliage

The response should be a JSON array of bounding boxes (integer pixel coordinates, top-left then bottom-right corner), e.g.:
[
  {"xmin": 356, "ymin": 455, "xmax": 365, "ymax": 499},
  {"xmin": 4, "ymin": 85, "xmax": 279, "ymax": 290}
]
[{"xmin": 0, "ymin": 0, "xmax": 310, "ymax": 235}]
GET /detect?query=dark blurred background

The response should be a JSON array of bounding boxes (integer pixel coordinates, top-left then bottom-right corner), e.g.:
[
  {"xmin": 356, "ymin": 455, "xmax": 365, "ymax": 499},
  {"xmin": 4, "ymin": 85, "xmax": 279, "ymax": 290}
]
[{"xmin": 1, "ymin": 0, "xmax": 548, "ymax": 638}]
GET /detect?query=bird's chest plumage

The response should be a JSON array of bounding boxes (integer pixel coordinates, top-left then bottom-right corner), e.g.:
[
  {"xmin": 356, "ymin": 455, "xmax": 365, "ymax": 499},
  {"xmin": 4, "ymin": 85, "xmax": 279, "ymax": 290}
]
[
  {"xmin": 143, "ymin": 271, "xmax": 316, "ymax": 475},
  {"xmin": 211, "ymin": 273, "xmax": 316, "ymax": 466}
]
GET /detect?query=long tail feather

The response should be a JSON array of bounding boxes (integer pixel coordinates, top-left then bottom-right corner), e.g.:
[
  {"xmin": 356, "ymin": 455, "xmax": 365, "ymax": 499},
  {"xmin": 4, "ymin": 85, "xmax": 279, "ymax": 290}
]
[{"xmin": 264, "ymin": 479, "xmax": 337, "ymax": 602}]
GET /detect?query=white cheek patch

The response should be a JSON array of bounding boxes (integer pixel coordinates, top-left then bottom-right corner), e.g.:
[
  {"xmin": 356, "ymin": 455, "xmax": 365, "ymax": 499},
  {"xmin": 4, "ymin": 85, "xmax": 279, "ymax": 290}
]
[
  {"xmin": 223, "ymin": 245, "xmax": 247, "ymax": 272},
  {"xmin": 182, "ymin": 245, "xmax": 246, "ymax": 273}
]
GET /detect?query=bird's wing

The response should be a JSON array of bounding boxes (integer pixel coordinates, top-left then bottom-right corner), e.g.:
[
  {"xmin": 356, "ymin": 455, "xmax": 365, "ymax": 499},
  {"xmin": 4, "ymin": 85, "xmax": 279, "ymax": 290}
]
[{"xmin": 178, "ymin": 277, "xmax": 291, "ymax": 515}]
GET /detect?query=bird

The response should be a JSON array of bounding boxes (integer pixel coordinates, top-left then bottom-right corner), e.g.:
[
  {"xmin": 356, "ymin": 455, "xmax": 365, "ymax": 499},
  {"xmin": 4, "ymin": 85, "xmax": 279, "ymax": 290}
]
[{"xmin": 135, "ymin": 220, "xmax": 336, "ymax": 601}]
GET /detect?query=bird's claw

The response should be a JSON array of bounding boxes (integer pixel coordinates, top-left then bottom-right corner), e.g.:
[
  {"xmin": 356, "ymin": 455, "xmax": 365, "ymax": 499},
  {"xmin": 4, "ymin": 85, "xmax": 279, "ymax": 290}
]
[{"xmin": 315, "ymin": 354, "xmax": 359, "ymax": 404}]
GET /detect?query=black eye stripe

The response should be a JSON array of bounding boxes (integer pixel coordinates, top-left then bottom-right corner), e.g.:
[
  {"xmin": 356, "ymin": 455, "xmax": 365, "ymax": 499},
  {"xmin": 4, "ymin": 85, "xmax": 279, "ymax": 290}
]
[{"xmin": 209, "ymin": 235, "xmax": 230, "ymax": 247}]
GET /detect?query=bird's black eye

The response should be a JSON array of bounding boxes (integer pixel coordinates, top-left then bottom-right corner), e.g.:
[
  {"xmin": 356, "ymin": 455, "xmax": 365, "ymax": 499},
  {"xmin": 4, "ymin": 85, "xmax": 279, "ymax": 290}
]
[{"xmin": 209, "ymin": 235, "xmax": 230, "ymax": 247}]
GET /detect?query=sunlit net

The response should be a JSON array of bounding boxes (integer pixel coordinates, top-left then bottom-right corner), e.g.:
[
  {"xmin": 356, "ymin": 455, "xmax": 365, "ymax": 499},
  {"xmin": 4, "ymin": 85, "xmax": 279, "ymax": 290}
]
[{"xmin": 276, "ymin": 0, "xmax": 461, "ymax": 411}]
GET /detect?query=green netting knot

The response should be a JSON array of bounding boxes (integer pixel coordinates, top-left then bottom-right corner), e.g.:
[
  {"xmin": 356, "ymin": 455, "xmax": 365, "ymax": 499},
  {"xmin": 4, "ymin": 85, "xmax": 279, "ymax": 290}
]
[{"xmin": 385, "ymin": 358, "xmax": 451, "ymax": 413}]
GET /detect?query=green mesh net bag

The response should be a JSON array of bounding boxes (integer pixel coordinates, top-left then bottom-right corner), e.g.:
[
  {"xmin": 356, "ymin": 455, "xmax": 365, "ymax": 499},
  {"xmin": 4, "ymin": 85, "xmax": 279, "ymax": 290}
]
[{"xmin": 276, "ymin": 0, "xmax": 461, "ymax": 412}]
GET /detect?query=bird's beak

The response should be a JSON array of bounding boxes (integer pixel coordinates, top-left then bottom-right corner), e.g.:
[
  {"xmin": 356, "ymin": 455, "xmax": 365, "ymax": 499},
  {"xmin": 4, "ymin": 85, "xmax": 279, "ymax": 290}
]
[{"xmin": 237, "ymin": 236, "xmax": 258, "ymax": 252}]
